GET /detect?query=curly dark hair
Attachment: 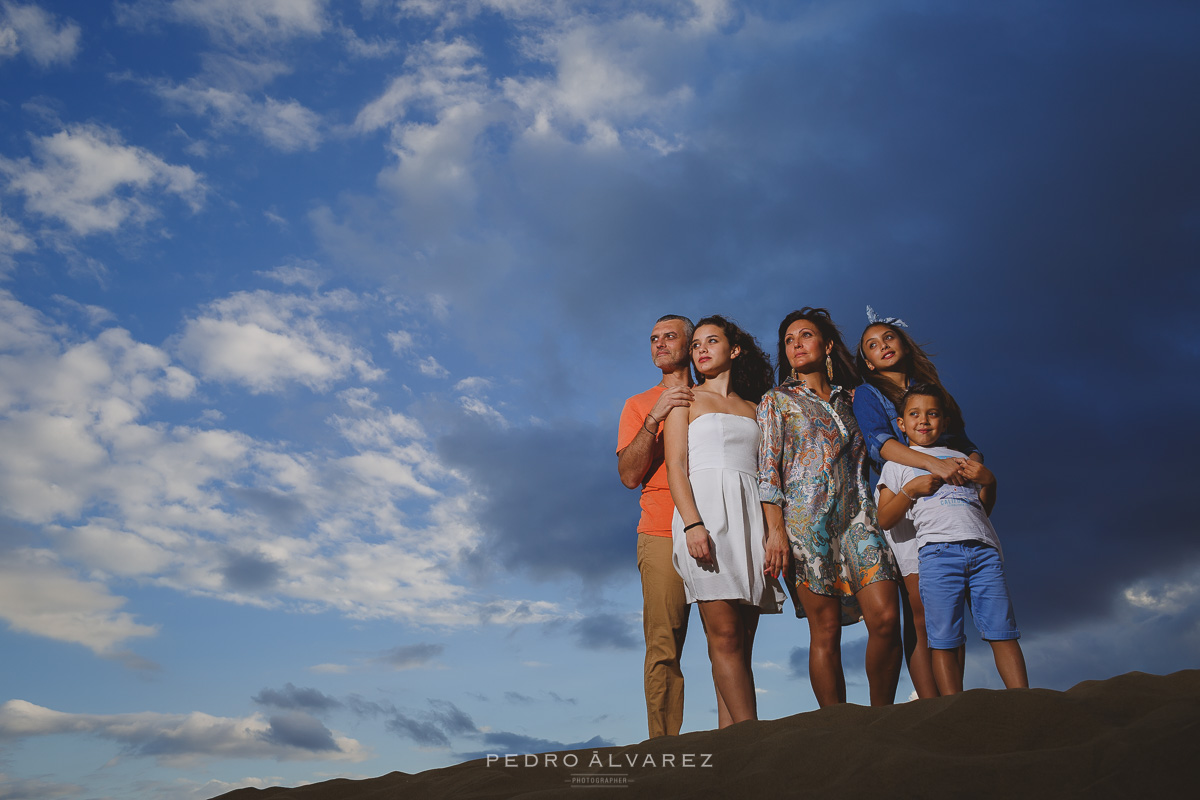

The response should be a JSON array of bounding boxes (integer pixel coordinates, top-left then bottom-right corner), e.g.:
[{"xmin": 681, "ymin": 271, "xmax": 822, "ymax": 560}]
[
  {"xmin": 857, "ymin": 321, "xmax": 967, "ymax": 434},
  {"xmin": 774, "ymin": 307, "xmax": 859, "ymax": 388},
  {"xmin": 691, "ymin": 315, "xmax": 775, "ymax": 404}
]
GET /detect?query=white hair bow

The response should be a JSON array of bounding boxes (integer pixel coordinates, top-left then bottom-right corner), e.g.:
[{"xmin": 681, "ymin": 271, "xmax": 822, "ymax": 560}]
[{"xmin": 865, "ymin": 305, "xmax": 908, "ymax": 328}]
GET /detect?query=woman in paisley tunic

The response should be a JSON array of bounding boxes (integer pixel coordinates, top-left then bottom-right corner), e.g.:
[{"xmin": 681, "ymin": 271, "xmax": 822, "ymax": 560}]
[{"xmin": 758, "ymin": 307, "xmax": 902, "ymax": 707}]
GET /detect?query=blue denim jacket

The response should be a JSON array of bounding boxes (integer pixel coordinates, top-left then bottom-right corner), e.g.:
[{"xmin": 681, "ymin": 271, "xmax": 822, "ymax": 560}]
[{"xmin": 852, "ymin": 382, "xmax": 981, "ymax": 478}]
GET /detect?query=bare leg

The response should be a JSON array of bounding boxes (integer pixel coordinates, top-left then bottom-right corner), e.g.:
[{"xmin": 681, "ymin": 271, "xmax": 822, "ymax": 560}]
[
  {"xmin": 932, "ymin": 647, "xmax": 965, "ymax": 695},
  {"xmin": 899, "ymin": 581, "xmax": 918, "ymax": 672},
  {"xmin": 795, "ymin": 587, "xmax": 845, "ymax": 707},
  {"xmin": 714, "ymin": 685, "xmax": 731, "ymax": 729},
  {"xmin": 700, "ymin": 612, "xmax": 733, "ymax": 728},
  {"xmin": 697, "ymin": 600, "xmax": 757, "ymax": 726},
  {"xmin": 901, "ymin": 573, "xmax": 939, "ymax": 699},
  {"xmin": 741, "ymin": 606, "xmax": 761, "ymax": 718},
  {"xmin": 990, "ymin": 640, "xmax": 1029, "ymax": 689},
  {"xmin": 856, "ymin": 580, "xmax": 903, "ymax": 706}
]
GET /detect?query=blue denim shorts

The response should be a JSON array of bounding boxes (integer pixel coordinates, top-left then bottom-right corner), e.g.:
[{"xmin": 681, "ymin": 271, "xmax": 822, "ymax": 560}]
[{"xmin": 917, "ymin": 541, "xmax": 1019, "ymax": 649}]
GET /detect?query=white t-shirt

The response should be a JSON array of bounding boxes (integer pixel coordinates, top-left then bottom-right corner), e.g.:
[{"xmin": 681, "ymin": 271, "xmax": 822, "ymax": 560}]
[{"xmin": 878, "ymin": 446, "xmax": 1001, "ymax": 553}]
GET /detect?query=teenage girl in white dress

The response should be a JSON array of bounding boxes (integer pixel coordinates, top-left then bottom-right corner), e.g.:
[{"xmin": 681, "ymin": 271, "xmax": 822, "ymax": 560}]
[{"xmin": 663, "ymin": 315, "xmax": 785, "ymax": 728}]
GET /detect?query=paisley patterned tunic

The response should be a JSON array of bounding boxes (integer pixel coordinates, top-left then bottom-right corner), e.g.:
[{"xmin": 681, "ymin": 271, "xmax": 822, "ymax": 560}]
[{"xmin": 757, "ymin": 379, "xmax": 898, "ymax": 624}]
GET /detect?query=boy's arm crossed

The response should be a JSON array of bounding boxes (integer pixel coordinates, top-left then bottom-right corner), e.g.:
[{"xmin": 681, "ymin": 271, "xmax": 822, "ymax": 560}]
[
  {"xmin": 876, "ymin": 486, "xmax": 908, "ymax": 530},
  {"xmin": 877, "ymin": 474, "xmax": 942, "ymax": 530},
  {"xmin": 957, "ymin": 458, "xmax": 997, "ymax": 515}
]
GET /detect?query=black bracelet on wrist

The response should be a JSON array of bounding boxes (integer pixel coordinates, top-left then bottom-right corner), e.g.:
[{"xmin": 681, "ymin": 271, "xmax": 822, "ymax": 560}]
[
  {"xmin": 683, "ymin": 521, "xmax": 704, "ymax": 532},
  {"xmin": 642, "ymin": 415, "xmax": 658, "ymax": 434}
]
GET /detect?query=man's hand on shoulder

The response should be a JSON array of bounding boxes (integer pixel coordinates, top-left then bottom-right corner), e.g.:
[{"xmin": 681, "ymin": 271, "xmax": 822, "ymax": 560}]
[
  {"xmin": 648, "ymin": 385, "xmax": 693, "ymax": 428},
  {"xmin": 618, "ymin": 385, "xmax": 691, "ymax": 489}
]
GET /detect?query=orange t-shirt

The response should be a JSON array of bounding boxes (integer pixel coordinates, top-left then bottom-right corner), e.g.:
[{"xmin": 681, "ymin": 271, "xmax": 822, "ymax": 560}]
[{"xmin": 617, "ymin": 386, "xmax": 674, "ymax": 537}]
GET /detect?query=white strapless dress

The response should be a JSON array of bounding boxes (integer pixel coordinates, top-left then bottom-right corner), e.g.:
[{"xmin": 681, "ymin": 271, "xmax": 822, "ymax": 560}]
[{"xmin": 671, "ymin": 413, "xmax": 785, "ymax": 612}]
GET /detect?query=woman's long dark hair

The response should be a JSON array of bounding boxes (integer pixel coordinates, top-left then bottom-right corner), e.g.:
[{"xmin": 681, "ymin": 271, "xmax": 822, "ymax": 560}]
[
  {"xmin": 856, "ymin": 321, "xmax": 967, "ymax": 432},
  {"xmin": 692, "ymin": 315, "xmax": 775, "ymax": 404},
  {"xmin": 774, "ymin": 308, "xmax": 859, "ymax": 388}
]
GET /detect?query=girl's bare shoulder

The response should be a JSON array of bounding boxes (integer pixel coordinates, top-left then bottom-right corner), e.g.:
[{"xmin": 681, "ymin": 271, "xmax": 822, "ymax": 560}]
[
  {"xmin": 703, "ymin": 390, "xmax": 756, "ymax": 420},
  {"xmin": 688, "ymin": 388, "xmax": 720, "ymax": 419}
]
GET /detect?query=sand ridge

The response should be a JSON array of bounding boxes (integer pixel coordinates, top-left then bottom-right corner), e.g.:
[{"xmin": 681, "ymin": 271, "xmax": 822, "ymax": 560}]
[{"xmin": 217, "ymin": 669, "xmax": 1199, "ymax": 799}]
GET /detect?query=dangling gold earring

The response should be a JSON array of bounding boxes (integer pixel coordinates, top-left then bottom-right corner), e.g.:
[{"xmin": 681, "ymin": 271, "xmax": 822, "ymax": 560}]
[
  {"xmin": 790, "ymin": 367, "xmax": 801, "ymax": 381},
  {"xmin": 826, "ymin": 354, "xmax": 834, "ymax": 381}
]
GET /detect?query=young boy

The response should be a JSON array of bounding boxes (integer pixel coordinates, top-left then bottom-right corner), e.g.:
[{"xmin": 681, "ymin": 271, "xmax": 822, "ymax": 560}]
[{"xmin": 876, "ymin": 384, "xmax": 1028, "ymax": 695}]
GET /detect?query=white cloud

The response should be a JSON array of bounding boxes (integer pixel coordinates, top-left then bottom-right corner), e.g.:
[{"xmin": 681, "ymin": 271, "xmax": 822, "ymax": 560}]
[
  {"xmin": 0, "ymin": 700, "xmax": 369, "ymax": 765},
  {"xmin": 0, "ymin": 312, "xmax": 198, "ymax": 523},
  {"xmin": 387, "ymin": 329, "xmax": 415, "ymax": 353},
  {"xmin": 0, "ymin": 20, "xmax": 14, "ymax": 58},
  {"xmin": 0, "ymin": 549, "xmax": 158, "ymax": 655},
  {"xmin": 417, "ymin": 356, "xmax": 449, "ymax": 378},
  {"xmin": 194, "ymin": 52, "xmax": 293, "ymax": 92},
  {"xmin": 500, "ymin": 14, "xmax": 698, "ymax": 151},
  {"xmin": 0, "ymin": 289, "xmax": 561, "ymax": 652},
  {"xmin": 258, "ymin": 261, "xmax": 324, "ymax": 289},
  {"xmin": 380, "ymin": 0, "xmax": 709, "ymax": 152},
  {"xmin": 49, "ymin": 520, "xmax": 175, "ymax": 577},
  {"xmin": 428, "ymin": 294, "xmax": 449, "ymax": 319},
  {"xmin": 454, "ymin": 376, "xmax": 492, "ymax": 394},
  {"xmin": 539, "ymin": 26, "xmax": 650, "ymax": 120},
  {"xmin": 328, "ymin": 410, "xmax": 425, "ymax": 449},
  {"xmin": 0, "ymin": 772, "xmax": 82, "ymax": 799},
  {"xmin": 394, "ymin": 0, "xmax": 562, "ymax": 22},
  {"xmin": 355, "ymin": 38, "xmax": 487, "ymax": 133},
  {"xmin": 688, "ymin": 0, "xmax": 735, "ymax": 31},
  {"xmin": 0, "ymin": 2, "xmax": 81, "ymax": 67},
  {"xmin": 315, "ymin": 5, "xmax": 718, "ymax": 285},
  {"xmin": 152, "ymin": 80, "xmax": 323, "ymax": 152},
  {"xmin": 0, "ymin": 204, "xmax": 34, "ymax": 271},
  {"xmin": 0, "ymin": 124, "xmax": 205, "ymax": 235},
  {"xmin": 175, "ymin": 289, "xmax": 382, "ymax": 393},
  {"xmin": 1124, "ymin": 573, "xmax": 1200, "ymax": 615},
  {"xmin": 353, "ymin": 37, "xmax": 497, "ymax": 225},
  {"xmin": 338, "ymin": 451, "xmax": 438, "ymax": 498},
  {"xmin": 126, "ymin": 32, "xmax": 325, "ymax": 154},
  {"xmin": 336, "ymin": 386, "xmax": 377, "ymax": 411},
  {"xmin": 309, "ymin": 663, "xmax": 348, "ymax": 674},
  {"xmin": 339, "ymin": 24, "xmax": 398, "ymax": 58},
  {"xmin": 176, "ymin": 0, "xmax": 327, "ymax": 41},
  {"xmin": 397, "ymin": 0, "xmax": 731, "ymax": 29},
  {"xmin": 0, "ymin": 285, "xmax": 62, "ymax": 352},
  {"xmin": 120, "ymin": 0, "xmax": 328, "ymax": 45},
  {"xmin": 459, "ymin": 396, "xmax": 506, "ymax": 426},
  {"xmin": 51, "ymin": 294, "xmax": 116, "ymax": 326}
]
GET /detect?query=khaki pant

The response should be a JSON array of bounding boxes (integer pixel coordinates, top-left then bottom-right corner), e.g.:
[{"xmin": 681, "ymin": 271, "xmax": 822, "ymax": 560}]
[{"xmin": 637, "ymin": 533, "xmax": 690, "ymax": 737}]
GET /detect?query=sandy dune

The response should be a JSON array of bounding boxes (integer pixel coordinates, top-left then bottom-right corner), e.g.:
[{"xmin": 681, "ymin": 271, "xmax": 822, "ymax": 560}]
[{"xmin": 218, "ymin": 670, "xmax": 1199, "ymax": 799}]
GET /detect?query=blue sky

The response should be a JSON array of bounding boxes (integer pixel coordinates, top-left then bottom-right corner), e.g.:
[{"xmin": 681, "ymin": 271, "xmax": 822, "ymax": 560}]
[{"xmin": 0, "ymin": 1, "xmax": 1197, "ymax": 797}]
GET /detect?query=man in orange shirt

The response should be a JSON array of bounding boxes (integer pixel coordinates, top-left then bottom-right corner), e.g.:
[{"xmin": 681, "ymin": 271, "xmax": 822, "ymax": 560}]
[{"xmin": 617, "ymin": 314, "xmax": 695, "ymax": 737}]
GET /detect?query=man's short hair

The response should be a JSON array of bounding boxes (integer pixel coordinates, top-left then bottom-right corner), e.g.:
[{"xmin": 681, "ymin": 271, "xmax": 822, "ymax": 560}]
[{"xmin": 655, "ymin": 314, "xmax": 694, "ymax": 342}]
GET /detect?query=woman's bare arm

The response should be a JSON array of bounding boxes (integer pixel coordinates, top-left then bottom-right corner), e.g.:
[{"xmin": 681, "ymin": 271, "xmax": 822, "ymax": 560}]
[{"xmin": 664, "ymin": 405, "xmax": 711, "ymax": 564}]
